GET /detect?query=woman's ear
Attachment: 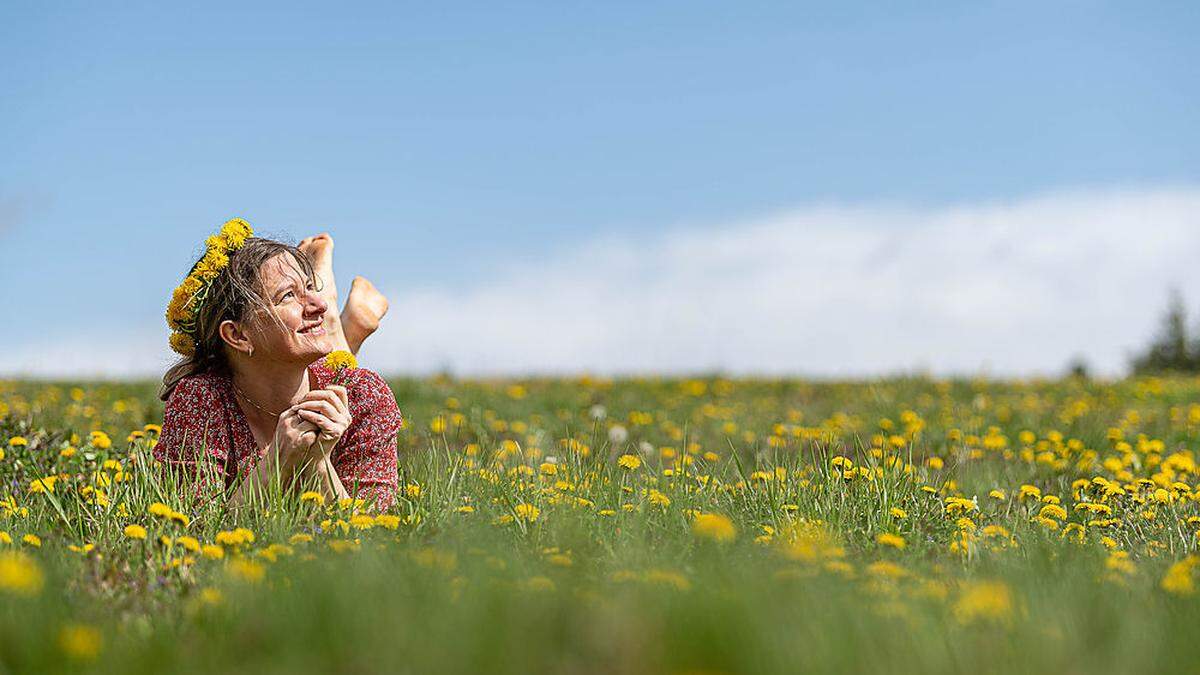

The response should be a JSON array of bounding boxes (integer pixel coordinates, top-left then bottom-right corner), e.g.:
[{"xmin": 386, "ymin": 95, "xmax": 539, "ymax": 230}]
[{"xmin": 218, "ymin": 319, "xmax": 254, "ymax": 356}]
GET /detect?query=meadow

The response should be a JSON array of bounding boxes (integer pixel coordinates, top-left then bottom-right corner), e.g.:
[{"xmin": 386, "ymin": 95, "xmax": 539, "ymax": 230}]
[{"xmin": 3, "ymin": 373, "xmax": 1200, "ymax": 674}]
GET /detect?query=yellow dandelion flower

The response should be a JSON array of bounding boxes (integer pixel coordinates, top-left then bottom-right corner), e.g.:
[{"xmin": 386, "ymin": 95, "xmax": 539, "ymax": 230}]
[
  {"xmin": 374, "ymin": 514, "xmax": 401, "ymax": 530},
  {"xmin": 691, "ymin": 513, "xmax": 737, "ymax": 543},
  {"xmin": 618, "ymin": 454, "xmax": 643, "ymax": 470},
  {"xmin": 514, "ymin": 503, "xmax": 540, "ymax": 523},
  {"xmin": 323, "ymin": 349, "xmax": 358, "ymax": 372},
  {"xmin": 123, "ymin": 524, "xmax": 147, "ymax": 540},
  {"xmin": 953, "ymin": 580, "xmax": 1014, "ymax": 624},
  {"xmin": 225, "ymin": 559, "xmax": 266, "ymax": 583},
  {"xmin": 28, "ymin": 476, "xmax": 57, "ymax": 494},
  {"xmin": 59, "ymin": 624, "xmax": 103, "ymax": 661},
  {"xmin": 168, "ymin": 332, "xmax": 195, "ymax": 356},
  {"xmin": 876, "ymin": 533, "xmax": 907, "ymax": 549},
  {"xmin": 0, "ymin": 553, "xmax": 44, "ymax": 596}
]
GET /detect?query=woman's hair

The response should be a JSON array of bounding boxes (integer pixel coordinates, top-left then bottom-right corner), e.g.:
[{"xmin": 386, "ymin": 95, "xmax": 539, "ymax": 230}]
[{"xmin": 159, "ymin": 237, "xmax": 318, "ymax": 401}]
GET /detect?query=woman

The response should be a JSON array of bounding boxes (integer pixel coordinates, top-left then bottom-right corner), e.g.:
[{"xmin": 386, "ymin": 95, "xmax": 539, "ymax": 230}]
[{"xmin": 154, "ymin": 218, "xmax": 401, "ymax": 511}]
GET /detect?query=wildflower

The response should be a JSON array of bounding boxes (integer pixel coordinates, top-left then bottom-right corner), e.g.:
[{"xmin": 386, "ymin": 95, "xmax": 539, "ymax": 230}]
[
  {"xmin": 198, "ymin": 587, "xmax": 224, "ymax": 606},
  {"xmin": 876, "ymin": 533, "xmax": 907, "ymax": 549},
  {"xmin": 323, "ymin": 349, "xmax": 358, "ymax": 372},
  {"xmin": 148, "ymin": 502, "xmax": 173, "ymax": 518},
  {"xmin": 866, "ymin": 561, "xmax": 908, "ymax": 579},
  {"xmin": 953, "ymin": 580, "xmax": 1014, "ymax": 624},
  {"xmin": 255, "ymin": 544, "xmax": 294, "ymax": 562},
  {"xmin": 289, "ymin": 533, "xmax": 314, "ymax": 545},
  {"xmin": 927, "ymin": 457, "xmax": 944, "ymax": 470},
  {"xmin": 123, "ymin": 525, "xmax": 147, "ymax": 540},
  {"xmin": 617, "ymin": 454, "xmax": 643, "ymax": 470},
  {"xmin": 59, "ymin": 624, "xmax": 102, "ymax": 661},
  {"xmin": 374, "ymin": 514, "xmax": 401, "ymax": 530},
  {"xmin": 201, "ymin": 545, "xmax": 225, "ymax": 560},
  {"xmin": 1162, "ymin": 557, "xmax": 1197, "ymax": 595},
  {"xmin": 22, "ymin": 534, "xmax": 41, "ymax": 548},
  {"xmin": 1038, "ymin": 504, "xmax": 1068, "ymax": 520},
  {"xmin": 0, "ymin": 553, "xmax": 44, "ymax": 596},
  {"xmin": 943, "ymin": 497, "xmax": 977, "ymax": 516},
  {"xmin": 691, "ymin": 514, "xmax": 737, "ymax": 543},
  {"xmin": 643, "ymin": 569, "xmax": 691, "ymax": 591},
  {"xmin": 8, "ymin": 436, "xmax": 28, "ymax": 447},
  {"xmin": 225, "ymin": 559, "xmax": 266, "ymax": 583},
  {"xmin": 889, "ymin": 507, "xmax": 907, "ymax": 519},
  {"xmin": 648, "ymin": 490, "xmax": 671, "ymax": 508},
  {"xmin": 176, "ymin": 536, "xmax": 200, "ymax": 553},
  {"xmin": 28, "ymin": 476, "xmax": 57, "ymax": 494},
  {"xmin": 514, "ymin": 503, "xmax": 540, "ymax": 523},
  {"xmin": 349, "ymin": 514, "xmax": 375, "ymax": 530},
  {"xmin": 215, "ymin": 528, "xmax": 255, "ymax": 547}
]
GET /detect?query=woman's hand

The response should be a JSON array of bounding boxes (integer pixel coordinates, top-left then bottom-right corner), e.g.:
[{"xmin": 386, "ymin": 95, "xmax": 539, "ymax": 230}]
[
  {"xmin": 289, "ymin": 385, "xmax": 352, "ymax": 453},
  {"xmin": 273, "ymin": 407, "xmax": 323, "ymax": 465}
]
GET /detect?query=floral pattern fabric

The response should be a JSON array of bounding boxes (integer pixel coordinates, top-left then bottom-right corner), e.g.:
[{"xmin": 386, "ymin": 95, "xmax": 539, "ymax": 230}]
[{"xmin": 154, "ymin": 361, "xmax": 402, "ymax": 510}]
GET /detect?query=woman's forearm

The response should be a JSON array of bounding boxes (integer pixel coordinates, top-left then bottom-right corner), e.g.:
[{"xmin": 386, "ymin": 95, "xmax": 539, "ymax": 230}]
[
  {"xmin": 228, "ymin": 444, "xmax": 301, "ymax": 510},
  {"xmin": 315, "ymin": 456, "xmax": 350, "ymax": 502}
]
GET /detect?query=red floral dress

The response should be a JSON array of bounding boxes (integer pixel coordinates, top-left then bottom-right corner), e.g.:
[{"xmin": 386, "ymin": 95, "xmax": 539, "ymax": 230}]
[{"xmin": 154, "ymin": 361, "xmax": 403, "ymax": 510}]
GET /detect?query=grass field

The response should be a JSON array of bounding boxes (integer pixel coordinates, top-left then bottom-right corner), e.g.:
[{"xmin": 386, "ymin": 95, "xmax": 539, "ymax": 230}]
[{"xmin": 4, "ymin": 373, "xmax": 1200, "ymax": 674}]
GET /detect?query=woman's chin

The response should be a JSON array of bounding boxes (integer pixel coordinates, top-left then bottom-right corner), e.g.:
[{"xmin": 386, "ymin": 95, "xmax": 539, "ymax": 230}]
[{"xmin": 293, "ymin": 334, "xmax": 334, "ymax": 360}]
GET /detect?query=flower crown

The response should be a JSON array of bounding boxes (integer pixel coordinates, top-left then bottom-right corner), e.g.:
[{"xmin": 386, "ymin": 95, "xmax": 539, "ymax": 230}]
[{"xmin": 165, "ymin": 218, "xmax": 255, "ymax": 356}]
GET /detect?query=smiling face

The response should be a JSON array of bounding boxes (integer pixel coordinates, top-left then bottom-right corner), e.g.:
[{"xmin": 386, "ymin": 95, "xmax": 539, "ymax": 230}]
[{"xmin": 244, "ymin": 252, "xmax": 334, "ymax": 363}]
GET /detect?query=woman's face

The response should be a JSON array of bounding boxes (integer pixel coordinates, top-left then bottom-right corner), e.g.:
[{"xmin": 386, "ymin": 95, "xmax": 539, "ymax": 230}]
[{"xmin": 247, "ymin": 252, "xmax": 333, "ymax": 363}]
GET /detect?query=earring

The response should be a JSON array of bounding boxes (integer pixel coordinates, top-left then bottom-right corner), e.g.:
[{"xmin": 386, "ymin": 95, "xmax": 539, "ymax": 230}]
[{"xmin": 247, "ymin": 346, "xmax": 254, "ymax": 358}]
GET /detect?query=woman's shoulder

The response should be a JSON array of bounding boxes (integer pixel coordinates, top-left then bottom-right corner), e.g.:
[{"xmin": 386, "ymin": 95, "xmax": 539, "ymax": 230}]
[{"xmin": 167, "ymin": 370, "xmax": 229, "ymax": 405}]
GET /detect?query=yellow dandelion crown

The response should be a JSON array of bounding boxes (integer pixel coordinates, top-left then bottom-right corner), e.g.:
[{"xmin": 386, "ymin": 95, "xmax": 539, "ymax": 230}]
[{"xmin": 165, "ymin": 218, "xmax": 255, "ymax": 356}]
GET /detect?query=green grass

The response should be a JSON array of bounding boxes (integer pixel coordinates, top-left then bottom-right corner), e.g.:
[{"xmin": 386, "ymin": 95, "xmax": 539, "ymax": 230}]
[{"xmin": 3, "ymin": 374, "xmax": 1200, "ymax": 673}]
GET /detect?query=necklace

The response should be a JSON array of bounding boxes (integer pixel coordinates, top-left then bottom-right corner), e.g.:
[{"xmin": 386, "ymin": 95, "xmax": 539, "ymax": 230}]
[{"xmin": 231, "ymin": 379, "xmax": 284, "ymax": 417}]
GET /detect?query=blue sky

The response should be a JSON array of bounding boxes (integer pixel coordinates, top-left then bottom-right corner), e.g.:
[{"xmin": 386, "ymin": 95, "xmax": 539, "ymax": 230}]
[{"xmin": 2, "ymin": 2, "xmax": 1198, "ymax": 377}]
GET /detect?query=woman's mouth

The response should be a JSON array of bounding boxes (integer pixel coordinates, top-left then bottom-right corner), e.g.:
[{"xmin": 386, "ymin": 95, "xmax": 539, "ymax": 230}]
[{"xmin": 298, "ymin": 322, "xmax": 326, "ymax": 336}]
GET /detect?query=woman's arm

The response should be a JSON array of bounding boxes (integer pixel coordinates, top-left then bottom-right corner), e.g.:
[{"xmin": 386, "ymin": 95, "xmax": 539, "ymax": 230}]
[
  {"xmin": 314, "ymin": 455, "xmax": 350, "ymax": 503},
  {"xmin": 227, "ymin": 409, "xmax": 322, "ymax": 510}
]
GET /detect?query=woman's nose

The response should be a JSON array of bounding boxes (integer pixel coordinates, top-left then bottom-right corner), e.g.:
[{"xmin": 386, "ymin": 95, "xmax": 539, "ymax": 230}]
[{"xmin": 304, "ymin": 287, "xmax": 328, "ymax": 314}]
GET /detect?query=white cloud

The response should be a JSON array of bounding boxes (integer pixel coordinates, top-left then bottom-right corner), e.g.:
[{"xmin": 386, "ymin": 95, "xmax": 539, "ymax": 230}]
[{"xmin": 5, "ymin": 185, "xmax": 1200, "ymax": 379}]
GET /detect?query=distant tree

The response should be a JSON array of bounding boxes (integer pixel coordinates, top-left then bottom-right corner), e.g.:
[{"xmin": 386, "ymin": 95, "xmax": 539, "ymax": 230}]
[
  {"xmin": 1131, "ymin": 288, "xmax": 1200, "ymax": 374},
  {"xmin": 1065, "ymin": 355, "xmax": 1091, "ymax": 380}
]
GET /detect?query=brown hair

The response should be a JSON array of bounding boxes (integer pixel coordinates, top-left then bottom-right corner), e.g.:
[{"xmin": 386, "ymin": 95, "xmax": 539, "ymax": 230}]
[{"xmin": 159, "ymin": 237, "xmax": 318, "ymax": 401}]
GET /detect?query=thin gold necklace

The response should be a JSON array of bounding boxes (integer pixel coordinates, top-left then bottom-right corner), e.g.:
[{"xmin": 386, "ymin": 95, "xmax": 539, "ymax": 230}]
[{"xmin": 231, "ymin": 379, "xmax": 284, "ymax": 417}]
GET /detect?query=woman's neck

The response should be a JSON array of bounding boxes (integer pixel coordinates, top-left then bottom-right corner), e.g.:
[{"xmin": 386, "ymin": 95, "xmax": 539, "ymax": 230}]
[{"xmin": 230, "ymin": 360, "xmax": 310, "ymax": 425}]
